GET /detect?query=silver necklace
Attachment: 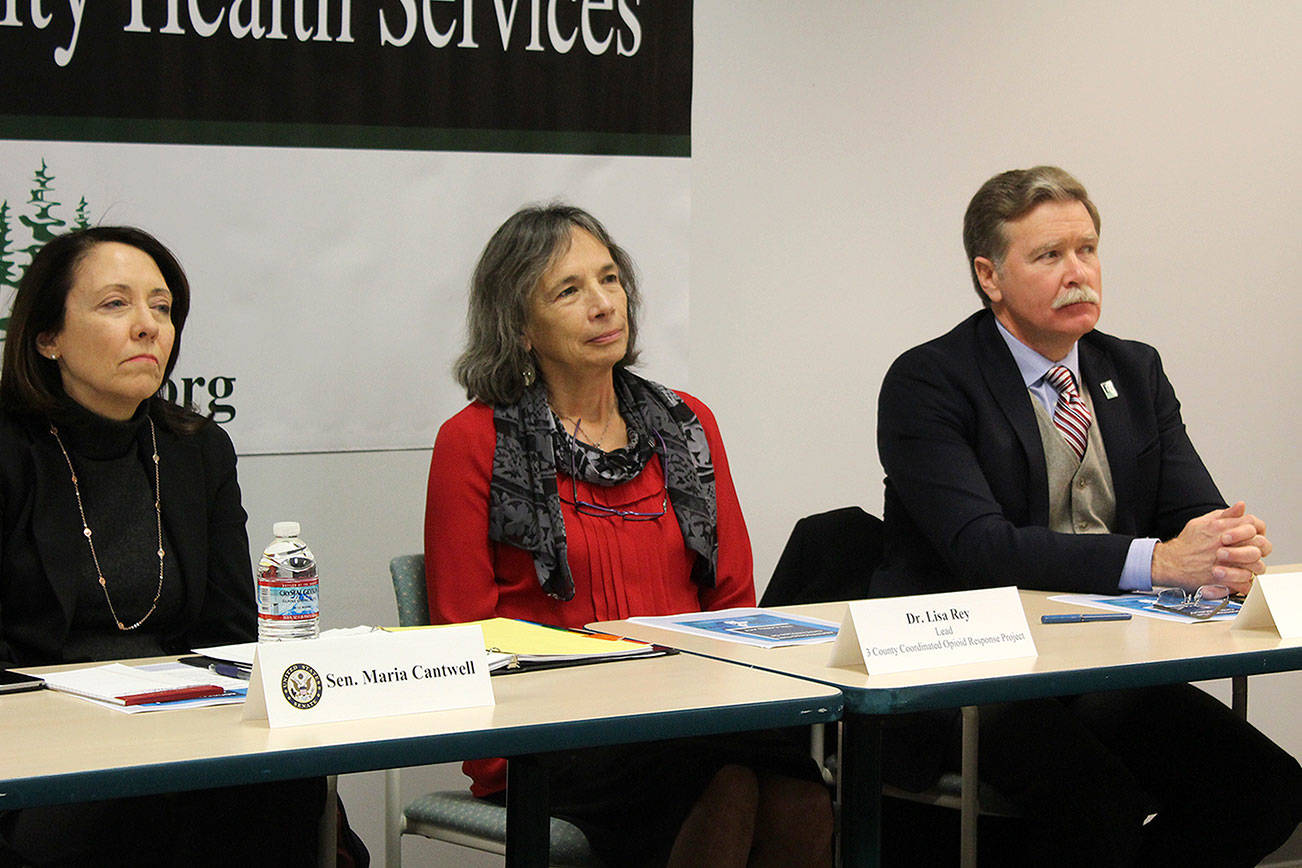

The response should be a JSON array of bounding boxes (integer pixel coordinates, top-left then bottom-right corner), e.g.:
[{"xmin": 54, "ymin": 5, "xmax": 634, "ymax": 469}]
[
  {"xmin": 559, "ymin": 412, "xmax": 616, "ymax": 450},
  {"xmin": 49, "ymin": 417, "xmax": 164, "ymax": 631}
]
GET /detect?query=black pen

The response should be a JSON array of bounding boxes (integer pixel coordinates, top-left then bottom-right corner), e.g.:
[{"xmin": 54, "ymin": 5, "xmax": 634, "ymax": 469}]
[{"xmin": 1041, "ymin": 613, "xmax": 1132, "ymax": 624}]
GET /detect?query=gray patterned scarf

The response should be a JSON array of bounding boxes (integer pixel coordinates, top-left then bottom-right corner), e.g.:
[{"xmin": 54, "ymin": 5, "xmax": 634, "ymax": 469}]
[{"xmin": 488, "ymin": 369, "xmax": 718, "ymax": 601}]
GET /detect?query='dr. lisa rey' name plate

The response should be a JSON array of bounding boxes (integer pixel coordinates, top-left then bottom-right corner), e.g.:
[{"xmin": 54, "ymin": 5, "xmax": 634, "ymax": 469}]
[
  {"xmin": 829, "ymin": 586, "xmax": 1037, "ymax": 674},
  {"xmin": 244, "ymin": 625, "xmax": 493, "ymax": 727},
  {"xmin": 1233, "ymin": 571, "xmax": 1302, "ymax": 638}
]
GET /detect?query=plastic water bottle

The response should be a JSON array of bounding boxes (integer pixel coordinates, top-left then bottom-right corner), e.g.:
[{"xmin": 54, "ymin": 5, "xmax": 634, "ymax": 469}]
[{"xmin": 257, "ymin": 521, "xmax": 320, "ymax": 641}]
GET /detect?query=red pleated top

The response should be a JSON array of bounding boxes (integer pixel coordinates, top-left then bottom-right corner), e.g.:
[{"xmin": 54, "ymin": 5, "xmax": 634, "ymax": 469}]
[{"xmin": 424, "ymin": 392, "xmax": 755, "ymax": 795}]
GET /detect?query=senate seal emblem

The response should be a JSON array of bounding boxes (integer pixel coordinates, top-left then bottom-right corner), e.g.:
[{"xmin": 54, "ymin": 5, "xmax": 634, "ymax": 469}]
[{"xmin": 281, "ymin": 663, "xmax": 323, "ymax": 709}]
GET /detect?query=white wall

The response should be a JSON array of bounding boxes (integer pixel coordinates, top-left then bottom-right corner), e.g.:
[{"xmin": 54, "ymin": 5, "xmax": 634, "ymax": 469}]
[{"xmin": 239, "ymin": 1, "xmax": 1302, "ymax": 862}]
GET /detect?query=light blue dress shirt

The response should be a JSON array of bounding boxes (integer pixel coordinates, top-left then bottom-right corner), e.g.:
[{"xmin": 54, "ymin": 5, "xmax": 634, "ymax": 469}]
[{"xmin": 994, "ymin": 319, "xmax": 1155, "ymax": 591}]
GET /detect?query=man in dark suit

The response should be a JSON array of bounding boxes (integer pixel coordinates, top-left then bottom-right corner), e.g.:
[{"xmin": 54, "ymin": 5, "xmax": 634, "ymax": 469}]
[{"xmin": 874, "ymin": 166, "xmax": 1301, "ymax": 866}]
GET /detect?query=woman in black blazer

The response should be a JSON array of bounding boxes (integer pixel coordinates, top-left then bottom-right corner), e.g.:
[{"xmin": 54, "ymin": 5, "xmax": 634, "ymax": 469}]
[{"xmin": 0, "ymin": 227, "xmax": 327, "ymax": 866}]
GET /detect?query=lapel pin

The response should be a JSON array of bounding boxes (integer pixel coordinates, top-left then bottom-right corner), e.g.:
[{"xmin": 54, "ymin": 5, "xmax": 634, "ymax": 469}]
[{"xmin": 1100, "ymin": 380, "xmax": 1118, "ymax": 399}]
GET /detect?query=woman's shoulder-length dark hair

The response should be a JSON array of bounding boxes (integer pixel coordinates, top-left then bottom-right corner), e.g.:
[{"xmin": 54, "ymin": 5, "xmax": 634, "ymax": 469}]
[
  {"xmin": 453, "ymin": 203, "xmax": 642, "ymax": 406},
  {"xmin": 0, "ymin": 225, "xmax": 205, "ymax": 434}
]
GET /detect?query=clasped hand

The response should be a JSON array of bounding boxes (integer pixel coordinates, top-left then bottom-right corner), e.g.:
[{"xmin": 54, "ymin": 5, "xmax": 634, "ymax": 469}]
[{"xmin": 1152, "ymin": 501, "xmax": 1270, "ymax": 594}]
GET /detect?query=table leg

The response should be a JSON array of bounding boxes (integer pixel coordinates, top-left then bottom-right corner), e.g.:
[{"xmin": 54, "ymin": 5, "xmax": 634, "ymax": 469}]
[
  {"xmin": 384, "ymin": 768, "xmax": 402, "ymax": 868},
  {"xmin": 1231, "ymin": 675, "xmax": 1248, "ymax": 720},
  {"xmin": 318, "ymin": 774, "xmax": 338, "ymax": 868},
  {"xmin": 959, "ymin": 706, "xmax": 979, "ymax": 868},
  {"xmin": 506, "ymin": 755, "xmax": 550, "ymax": 868},
  {"xmin": 839, "ymin": 714, "xmax": 883, "ymax": 867}
]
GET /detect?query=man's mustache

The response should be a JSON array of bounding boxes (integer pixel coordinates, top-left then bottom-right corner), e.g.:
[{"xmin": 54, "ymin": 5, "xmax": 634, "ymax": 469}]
[{"xmin": 1051, "ymin": 285, "xmax": 1100, "ymax": 309}]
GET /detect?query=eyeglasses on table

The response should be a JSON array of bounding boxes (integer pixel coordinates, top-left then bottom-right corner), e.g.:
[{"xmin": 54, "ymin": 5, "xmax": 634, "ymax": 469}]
[{"xmin": 1151, "ymin": 584, "xmax": 1232, "ymax": 620}]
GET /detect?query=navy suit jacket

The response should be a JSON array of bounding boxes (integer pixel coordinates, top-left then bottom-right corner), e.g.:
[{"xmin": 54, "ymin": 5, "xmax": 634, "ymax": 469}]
[{"xmin": 873, "ymin": 309, "xmax": 1225, "ymax": 598}]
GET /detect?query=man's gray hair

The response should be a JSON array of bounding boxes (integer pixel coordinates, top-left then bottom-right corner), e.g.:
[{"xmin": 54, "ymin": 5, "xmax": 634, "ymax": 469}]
[
  {"xmin": 453, "ymin": 203, "xmax": 640, "ymax": 405},
  {"xmin": 963, "ymin": 166, "xmax": 1101, "ymax": 305}
]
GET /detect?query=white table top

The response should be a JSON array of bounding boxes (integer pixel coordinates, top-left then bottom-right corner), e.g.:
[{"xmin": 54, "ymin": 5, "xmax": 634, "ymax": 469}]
[
  {"xmin": 1, "ymin": 651, "xmax": 841, "ymax": 809},
  {"xmin": 592, "ymin": 586, "xmax": 1302, "ymax": 715}
]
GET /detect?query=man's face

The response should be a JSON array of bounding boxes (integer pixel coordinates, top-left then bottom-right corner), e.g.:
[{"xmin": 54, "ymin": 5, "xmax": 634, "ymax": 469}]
[{"xmin": 974, "ymin": 199, "xmax": 1101, "ymax": 361}]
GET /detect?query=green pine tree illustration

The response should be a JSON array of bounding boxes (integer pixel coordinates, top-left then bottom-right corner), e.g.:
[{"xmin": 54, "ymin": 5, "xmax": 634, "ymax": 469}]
[
  {"xmin": 0, "ymin": 200, "xmax": 15, "ymax": 333},
  {"xmin": 1, "ymin": 161, "xmax": 91, "ymax": 341},
  {"xmin": 18, "ymin": 160, "xmax": 67, "ymax": 262},
  {"xmin": 0, "ymin": 200, "xmax": 18, "ymax": 288}
]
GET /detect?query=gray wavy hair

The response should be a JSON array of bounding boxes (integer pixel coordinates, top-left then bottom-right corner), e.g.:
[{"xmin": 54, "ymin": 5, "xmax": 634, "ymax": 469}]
[{"xmin": 454, "ymin": 203, "xmax": 641, "ymax": 405}]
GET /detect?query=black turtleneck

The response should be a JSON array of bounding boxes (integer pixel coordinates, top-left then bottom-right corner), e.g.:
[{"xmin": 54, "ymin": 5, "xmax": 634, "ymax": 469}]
[{"xmin": 50, "ymin": 400, "xmax": 185, "ymax": 661}]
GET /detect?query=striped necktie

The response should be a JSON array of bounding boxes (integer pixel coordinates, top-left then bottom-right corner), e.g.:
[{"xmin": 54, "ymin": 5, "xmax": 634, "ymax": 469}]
[{"xmin": 1044, "ymin": 365, "xmax": 1090, "ymax": 461}]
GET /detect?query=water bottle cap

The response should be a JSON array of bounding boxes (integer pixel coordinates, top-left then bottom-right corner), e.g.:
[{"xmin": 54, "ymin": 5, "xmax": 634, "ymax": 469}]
[{"xmin": 273, "ymin": 521, "xmax": 301, "ymax": 538}]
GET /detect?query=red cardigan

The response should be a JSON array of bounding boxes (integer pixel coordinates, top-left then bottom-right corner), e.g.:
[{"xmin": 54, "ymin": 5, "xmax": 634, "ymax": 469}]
[{"xmin": 424, "ymin": 391, "xmax": 755, "ymax": 795}]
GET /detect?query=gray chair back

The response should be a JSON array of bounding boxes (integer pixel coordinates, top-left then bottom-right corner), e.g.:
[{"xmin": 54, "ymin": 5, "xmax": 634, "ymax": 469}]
[
  {"xmin": 382, "ymin": 552, "xmax": 601, "ymax": 867},
  {"xmin": 389, "ymin": 554, "xmax": 429, "ymax": 628}
]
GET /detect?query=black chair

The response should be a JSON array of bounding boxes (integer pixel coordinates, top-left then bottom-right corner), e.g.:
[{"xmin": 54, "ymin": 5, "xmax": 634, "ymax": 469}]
[{"xmin": 761, "ymin": 506, "xmax": 882, "ymax": 607}]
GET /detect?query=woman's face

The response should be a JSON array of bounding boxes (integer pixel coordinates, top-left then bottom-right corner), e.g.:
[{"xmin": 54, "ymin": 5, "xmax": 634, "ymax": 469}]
[
  {"xmin": 523, "ymin": 227, "xmax": 628, "ymax": 385},
  {"xmin": 37, "ymin": 242, "xmax": 176, "ymax": 421}
]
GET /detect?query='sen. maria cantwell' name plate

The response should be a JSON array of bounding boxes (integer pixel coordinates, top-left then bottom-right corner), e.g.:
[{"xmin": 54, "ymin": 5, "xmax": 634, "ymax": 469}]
[
  {"xmin": 244, "ymin": 625, "xmax": 494, "ymax": 727},
  {"xmin": 829, "ymin": 586, "xmax": 1037, "ymax": 674}
]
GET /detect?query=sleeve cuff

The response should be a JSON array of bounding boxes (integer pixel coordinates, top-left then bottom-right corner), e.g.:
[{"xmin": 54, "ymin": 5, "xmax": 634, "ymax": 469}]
[{"xmin": 1119, "ymin": 538, "xmax": 1158, "ymax": 592}]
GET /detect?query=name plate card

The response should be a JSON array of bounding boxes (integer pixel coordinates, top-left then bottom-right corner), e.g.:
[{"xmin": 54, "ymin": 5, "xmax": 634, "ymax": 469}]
[
  {"xmin": 1233, "ymin": 571, "xmax": 1302, "ymax": 638},
  {"xmin": 244, "ymin": 625, "xmax": 494, "ymax": 727},
  {"xmin": 829, "ymin": 586, "xmax": 1037, "ymax": 674}
]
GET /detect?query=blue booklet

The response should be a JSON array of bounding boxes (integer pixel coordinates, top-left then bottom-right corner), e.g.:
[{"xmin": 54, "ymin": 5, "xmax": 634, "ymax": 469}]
[{"xmin": 628, "ymin": 608, "xmax": 840, "ymax": 647}]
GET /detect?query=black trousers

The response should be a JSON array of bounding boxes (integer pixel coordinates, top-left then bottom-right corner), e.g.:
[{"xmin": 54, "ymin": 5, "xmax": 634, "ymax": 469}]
[
  {"xmin": 953, "ymin": 684, "xmax": 1302, "ymax": 867},
  {"xmin": 0, "ymin": 778, "xmax": 325, "ymax": 867}
]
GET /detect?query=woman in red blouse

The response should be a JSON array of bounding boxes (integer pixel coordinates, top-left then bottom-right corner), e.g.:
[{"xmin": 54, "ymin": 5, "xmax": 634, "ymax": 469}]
[{"xmin": 425, "ymin": 204, "xmax": 832, "ymax": 867}]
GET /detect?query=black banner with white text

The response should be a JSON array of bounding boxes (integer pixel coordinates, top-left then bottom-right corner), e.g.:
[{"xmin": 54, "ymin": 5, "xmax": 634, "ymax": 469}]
[{"xmin": 1, "ymin": 1, "xmax": 693, "ymax": 453}]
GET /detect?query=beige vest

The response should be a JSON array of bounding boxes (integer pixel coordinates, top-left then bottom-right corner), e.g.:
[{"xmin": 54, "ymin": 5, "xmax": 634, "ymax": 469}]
[{"xmin": 1031, "ymin": 386, "xmax": 1117, "ymax": 534}]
